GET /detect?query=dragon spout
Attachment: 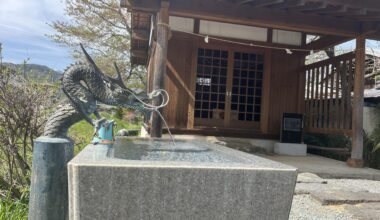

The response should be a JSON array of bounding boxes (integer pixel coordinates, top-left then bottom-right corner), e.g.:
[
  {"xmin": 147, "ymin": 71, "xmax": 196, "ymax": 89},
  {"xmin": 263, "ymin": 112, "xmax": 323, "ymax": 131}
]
[{"xmin": 43, "ymin": 44, "xmax": 154, "ymax": 138}]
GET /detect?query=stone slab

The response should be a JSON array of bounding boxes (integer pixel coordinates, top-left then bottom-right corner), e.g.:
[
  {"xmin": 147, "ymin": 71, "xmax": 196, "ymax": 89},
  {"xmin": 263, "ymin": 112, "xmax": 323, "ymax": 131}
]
[
  {"xmin": 310, "ymin": 190, "xmax": 380, "ymax": 205},
  {"xmin": 343, "ymin": 202, "xmax": 380, "ymax": 220},
  {"xmin": 297, "ymin": 173, "xmax": 327, "ymax": 184},
  {"xmin": 68, "ymin": 137, "xmax": 297, "ymax": 220},
  {"xmin": 274, "ymin": 143, "xmax": 307, "ymax": 156},
  {"xmin": 263, "ymin": 154, "xmax": 380, "ymax": 180}
]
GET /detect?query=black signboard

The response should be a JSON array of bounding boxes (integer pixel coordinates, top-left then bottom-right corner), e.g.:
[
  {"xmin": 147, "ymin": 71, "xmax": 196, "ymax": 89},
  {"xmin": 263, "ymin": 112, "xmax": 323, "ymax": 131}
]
[{"xmin": 281, "ymin": 113, "xmax": 303, "ymax": 143}]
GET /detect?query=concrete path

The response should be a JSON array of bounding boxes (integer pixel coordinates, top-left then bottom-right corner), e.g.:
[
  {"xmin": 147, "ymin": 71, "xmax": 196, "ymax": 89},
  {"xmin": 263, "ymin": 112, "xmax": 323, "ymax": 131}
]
[
  {"xmin": 167, "ymin": 134, "xmax": 380, "ymax": 180},
  {"xmin": 262, "ymin": 154, "xmax": 380, "ymax": 181}
]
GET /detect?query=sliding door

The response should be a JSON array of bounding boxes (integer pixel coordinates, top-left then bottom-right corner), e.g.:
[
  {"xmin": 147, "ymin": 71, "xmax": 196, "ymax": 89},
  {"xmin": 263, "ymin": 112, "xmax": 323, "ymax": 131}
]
[{"xmin": 194, "ymin": 47, "xmax": 264, "ymax": 130}]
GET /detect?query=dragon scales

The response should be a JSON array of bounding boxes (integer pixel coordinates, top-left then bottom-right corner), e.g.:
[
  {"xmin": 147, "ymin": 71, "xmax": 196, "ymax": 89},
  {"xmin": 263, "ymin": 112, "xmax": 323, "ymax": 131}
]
[{"xmin": 44, "ymin": 45, "xmax": 152, "ymax": 138}]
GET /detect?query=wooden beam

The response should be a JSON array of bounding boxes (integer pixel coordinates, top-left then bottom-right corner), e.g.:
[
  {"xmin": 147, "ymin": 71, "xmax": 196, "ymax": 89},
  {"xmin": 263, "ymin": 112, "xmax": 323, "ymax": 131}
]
[
  {"xmin": 330, "ymin": 8, "xmax": 367, "ymax": 17},
  {"xmin": 269, "ymin": 0, "xmax": 306, "ymax": 10},
  {"xmin": 168, "ymin": 0, "xmax": 361, "ymax": 37},
  {"xmin": 347, "ymin": 35, "xmax": 365, "ymax": 168},
  {"xmin": 260, "ymin": 50, "xmax": 272, "ymax": 134},
  {"xmin": 132, "ymin": 30, "xmax": 150, "ymax": 41},
  {"xmin": 355, "ymin": 16, "xmax": 380, "ymax": 22},
  {"xmin": 290, "ymin": 2, "xmax": 327, "ymax": 12},
  {"xmin": 131, "ymin": 49, "xmax": 148, "ymax": 58},
  {"xmin": 193, "ymin": 19, "xmax": 200, "ymax": 34},
  {"xmin": 360, "ymin": 21, "xmax": 380, "ymax": 36},
  {"xmin": 303, "ymin": 0, "xmax": 380, "ymax": 11},
  {"xmin": 151, "ymin": 1, "xmax": 170, "ymax": 138},
  {"xmin": 122, "ymin": 0, "xmax": 160, "ymax": 11},
  {"xmin": 301, "ymin": 33, "xmax": 307, "ymax": 46},
  {"xmin": 122, "ymin": 0, "xmax": 380, "ymax": 14},
  {"xmin": 186, "ymin": 42, "xmax": 198, "ymax": 129},
  {"xmin": 352, "ymin": 11, "xmax": 380, "ymax": 21},
  {"xmin": 304, "ymin": 35, "xmax": 350, "ymax": 50},
  {"xmin": 267, "ymin": 28, "xmax": 273, "ymax": 43},
  {"xmin": 238, "ymin": 0, "xmax": 284, "ymax": 7},
  {"xmin": 309, "ymin": 5, "xmax": 347, "ymax": 14},
  {"xmin": 368, "ymin": 31, "xmax": 380, "ymax": 41}
]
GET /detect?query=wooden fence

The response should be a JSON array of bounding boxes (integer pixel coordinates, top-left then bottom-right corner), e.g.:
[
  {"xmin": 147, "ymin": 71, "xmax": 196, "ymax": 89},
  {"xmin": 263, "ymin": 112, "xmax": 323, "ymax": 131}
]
[{"xmin": 304, "ymin": 52, "xmax": 355, "ymax": 135}]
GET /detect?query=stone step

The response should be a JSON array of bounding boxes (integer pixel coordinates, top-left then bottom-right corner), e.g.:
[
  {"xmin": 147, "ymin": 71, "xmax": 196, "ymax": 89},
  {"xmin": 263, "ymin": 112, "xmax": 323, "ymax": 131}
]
[{"xmin": 310, "ymin": 190, "xmax": 380, "ymax": 205}]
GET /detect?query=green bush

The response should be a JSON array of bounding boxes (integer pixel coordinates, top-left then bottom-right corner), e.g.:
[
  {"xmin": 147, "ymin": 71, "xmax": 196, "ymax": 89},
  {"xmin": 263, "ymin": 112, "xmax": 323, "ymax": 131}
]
[
  {"xmin": 303, "ymin": 133, "xmax": 351, "ymax": 161},
  {"xmin": 304, "ymin": 133, "xmax": 351, "ymax": 149},
  {"xmin": 114, "ymin": 107, "xmax": 124, "ymax": 120},
  {"xmin": 364, "ymin": 127, "xmax": 380, "ymax": 169},
  {"xmin": 304, "ymin": 130, "xmax": 380, "ymax": 169}
]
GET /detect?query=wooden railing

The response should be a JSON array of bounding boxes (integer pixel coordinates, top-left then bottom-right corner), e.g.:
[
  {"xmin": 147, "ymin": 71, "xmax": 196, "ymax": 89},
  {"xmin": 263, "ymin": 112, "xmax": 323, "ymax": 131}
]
[{"xmin": 304, "ymin": 52, "xmax": 355, "ymax": 135}]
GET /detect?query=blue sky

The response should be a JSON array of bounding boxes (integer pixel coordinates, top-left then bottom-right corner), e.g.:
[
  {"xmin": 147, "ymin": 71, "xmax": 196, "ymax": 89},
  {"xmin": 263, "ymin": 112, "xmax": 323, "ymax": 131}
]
[{"xmin": 0, "ymin": 0, "xmax": 72, "ymax": 71}]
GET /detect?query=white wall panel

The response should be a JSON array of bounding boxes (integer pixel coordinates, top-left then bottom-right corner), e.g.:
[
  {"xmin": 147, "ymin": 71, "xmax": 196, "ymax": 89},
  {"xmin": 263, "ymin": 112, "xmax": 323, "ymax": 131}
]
[
  {"xmin": 169, "ymin": 16, "xmax": 194, "ymax": 32},
  {"xmin": 272, "ymin": 29, "xmax": 302, "ymax": 46},
  {"xmin": 199, "ymin": 20, "xmax": 267, "ymax": 42}
]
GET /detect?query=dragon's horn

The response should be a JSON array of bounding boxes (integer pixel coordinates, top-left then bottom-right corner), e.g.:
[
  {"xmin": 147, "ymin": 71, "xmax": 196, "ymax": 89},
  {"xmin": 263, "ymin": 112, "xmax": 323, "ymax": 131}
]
[
  {"xmin": 80, "ymin": 43, "xmax": 105, "ymax": 77},
  {"xmin": 113, "ymin": 62, "xmax": 126, "ymax": 89}
]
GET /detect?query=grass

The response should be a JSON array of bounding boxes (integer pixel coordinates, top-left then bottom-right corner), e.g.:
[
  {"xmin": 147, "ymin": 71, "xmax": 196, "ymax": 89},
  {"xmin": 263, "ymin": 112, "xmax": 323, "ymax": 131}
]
[{"xmin": 0, "ymin": 191, "xmax": 28, "ymax": 220}]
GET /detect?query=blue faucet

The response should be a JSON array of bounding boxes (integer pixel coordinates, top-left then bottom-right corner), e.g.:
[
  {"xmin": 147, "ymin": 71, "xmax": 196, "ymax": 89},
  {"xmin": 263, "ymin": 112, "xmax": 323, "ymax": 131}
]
[{"xmin": 92, "ymin": 120, "xmax": 115, "ymax": 145}]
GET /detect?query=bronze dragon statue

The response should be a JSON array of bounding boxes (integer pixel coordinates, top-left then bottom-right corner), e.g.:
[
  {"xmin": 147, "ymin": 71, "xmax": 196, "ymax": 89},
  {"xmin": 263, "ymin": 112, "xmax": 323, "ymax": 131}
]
[{"xmin": 44, "ymin": 44, "xmax": 154, "ymax": 138}]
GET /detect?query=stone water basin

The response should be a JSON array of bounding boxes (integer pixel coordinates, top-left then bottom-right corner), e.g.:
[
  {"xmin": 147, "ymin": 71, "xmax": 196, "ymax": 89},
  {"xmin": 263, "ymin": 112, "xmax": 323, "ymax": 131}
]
[{"xmin": 68, "ymin": 137, "xmax": 297, "ymax": 220}]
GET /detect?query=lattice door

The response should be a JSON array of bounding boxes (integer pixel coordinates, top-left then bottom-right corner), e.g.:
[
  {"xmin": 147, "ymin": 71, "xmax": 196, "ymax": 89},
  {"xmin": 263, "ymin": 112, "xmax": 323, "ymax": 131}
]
[
  {"xmin": 229, "ymin": 52, "xmax": 264, "ymax": 127},
  {"xmin": 194, "ymin": 48, "xmax": 228, "ymax": 126}
]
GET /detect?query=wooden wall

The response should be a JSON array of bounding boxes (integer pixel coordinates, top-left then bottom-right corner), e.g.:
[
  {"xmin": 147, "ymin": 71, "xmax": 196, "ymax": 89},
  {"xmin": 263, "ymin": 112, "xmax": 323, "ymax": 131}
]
[
  {"xmin": 149, "ymin": 32, "xmax": 305, "ymax": 137},
  {"xmin": 267, "ymin": 50, "xmax": 305, "ymax": 135},
  {"xmin": 161, "ymin": 33, "xmax": 194, "ymax": 128}
]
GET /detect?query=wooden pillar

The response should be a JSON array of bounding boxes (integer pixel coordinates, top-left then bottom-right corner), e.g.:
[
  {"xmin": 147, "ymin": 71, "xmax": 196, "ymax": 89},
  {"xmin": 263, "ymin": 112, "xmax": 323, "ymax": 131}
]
[
  {"xmin": 151, "ymin": 1, "xmax": 170, "ymax": 138},
  {"xmin": 347, "ymin": 36, "xmax": 365, "ymax": 168}
]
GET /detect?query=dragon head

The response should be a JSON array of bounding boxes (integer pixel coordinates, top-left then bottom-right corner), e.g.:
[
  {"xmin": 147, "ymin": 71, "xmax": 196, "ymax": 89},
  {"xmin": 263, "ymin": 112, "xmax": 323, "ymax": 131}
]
[{"xmin": 80, "ymin": 44, "xmax": 154, "ymax": 121}]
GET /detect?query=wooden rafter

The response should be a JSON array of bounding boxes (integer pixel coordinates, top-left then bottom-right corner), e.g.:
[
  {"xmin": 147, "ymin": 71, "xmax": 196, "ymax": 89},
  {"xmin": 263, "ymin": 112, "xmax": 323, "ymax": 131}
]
[
  {"xmin": 304, "ymin": 0, "xmax": 380, "ymax": 11},
  {"xmin": 290, "ymin": 2, "xmax": 327, "ymax": 12},
  {"xmin": 238, "ymin": 0, "xmax": 284, "ymax": 7},
  {"xmin": 269, "ymin": 0, "xmax": 306, "ymax": 10},
  {"xmin": 306, "ymin": 5, "xmax": 347, "ymax": 14},
  {"xmin": 331, "ymin": 8, "xmax": 367, "ymax": 17},
  {"xmin": 352, "ymin": 11, "xmax": 380, "ymax": 21}
]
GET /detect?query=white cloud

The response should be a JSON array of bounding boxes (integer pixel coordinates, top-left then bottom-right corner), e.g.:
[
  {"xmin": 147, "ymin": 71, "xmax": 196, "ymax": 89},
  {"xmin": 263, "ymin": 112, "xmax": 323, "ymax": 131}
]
[
  {"xmin": 0, "ymin": 0, "xmax": 66, "ymax": 37},
  {"xmin": 0, "ymin": 0, "xmax": 72, "ymax": 70}
]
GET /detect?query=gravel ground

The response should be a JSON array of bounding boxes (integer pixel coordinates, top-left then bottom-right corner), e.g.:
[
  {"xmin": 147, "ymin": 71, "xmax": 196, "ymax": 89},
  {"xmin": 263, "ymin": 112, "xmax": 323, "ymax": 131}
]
[
  {"xmin": 290, "ymin": 175, "xmax": 380, "ymax": 220},
  {"xmin": 290, "ymin": 194, "xmax": 354, "ymax": 220}
]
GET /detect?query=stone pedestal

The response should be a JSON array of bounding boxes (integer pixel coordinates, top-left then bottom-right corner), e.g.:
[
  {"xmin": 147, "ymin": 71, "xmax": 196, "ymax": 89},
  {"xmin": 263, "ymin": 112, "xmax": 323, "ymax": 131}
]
[
  {"xmin": 28, "ymin": 136, "xmax": 73, "ymax": 220},
  {"xmin": 69, "ymin": 138, "xmax": 297, "ymax": 220},
  {"xmin": 274, "ymin": 143, "xmax": 307, "ymax": 156}
]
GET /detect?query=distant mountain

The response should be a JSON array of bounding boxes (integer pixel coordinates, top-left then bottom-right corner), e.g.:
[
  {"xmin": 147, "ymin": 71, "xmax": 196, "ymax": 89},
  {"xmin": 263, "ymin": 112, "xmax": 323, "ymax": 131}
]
[{"xmin": 2, "ymin": 62, "xmax": 62, "ymax": 82}]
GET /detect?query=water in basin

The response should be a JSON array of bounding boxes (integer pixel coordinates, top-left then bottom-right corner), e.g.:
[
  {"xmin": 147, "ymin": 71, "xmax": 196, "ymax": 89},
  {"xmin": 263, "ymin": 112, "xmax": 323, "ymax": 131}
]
[{"xmin": 112, "ymin": 138, "xmax": 242, "ymax": 163}]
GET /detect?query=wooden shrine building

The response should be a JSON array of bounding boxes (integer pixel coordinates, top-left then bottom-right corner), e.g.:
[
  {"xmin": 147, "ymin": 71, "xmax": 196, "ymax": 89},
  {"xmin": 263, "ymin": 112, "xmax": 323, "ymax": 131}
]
[{"xmin": 121, "ymin": 0, "xmax": 380, "ymax": 167}]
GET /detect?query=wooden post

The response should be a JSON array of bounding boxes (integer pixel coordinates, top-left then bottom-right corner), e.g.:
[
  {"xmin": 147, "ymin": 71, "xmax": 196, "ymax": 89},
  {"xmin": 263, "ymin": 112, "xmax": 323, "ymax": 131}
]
[
  {"xmin": 347, "ymin": 36, "xmax": 365, "ymax": 168},
  {"xmin": 151, "ymin": 1, "xmax": 170, "ymax": 138}
]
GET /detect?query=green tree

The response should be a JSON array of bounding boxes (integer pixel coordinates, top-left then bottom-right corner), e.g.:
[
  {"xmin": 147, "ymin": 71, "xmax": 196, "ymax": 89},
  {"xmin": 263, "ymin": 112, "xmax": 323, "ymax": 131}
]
[{"xmin": 49, "ymin": 0, "xmax": 146, "ymax": 88}]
